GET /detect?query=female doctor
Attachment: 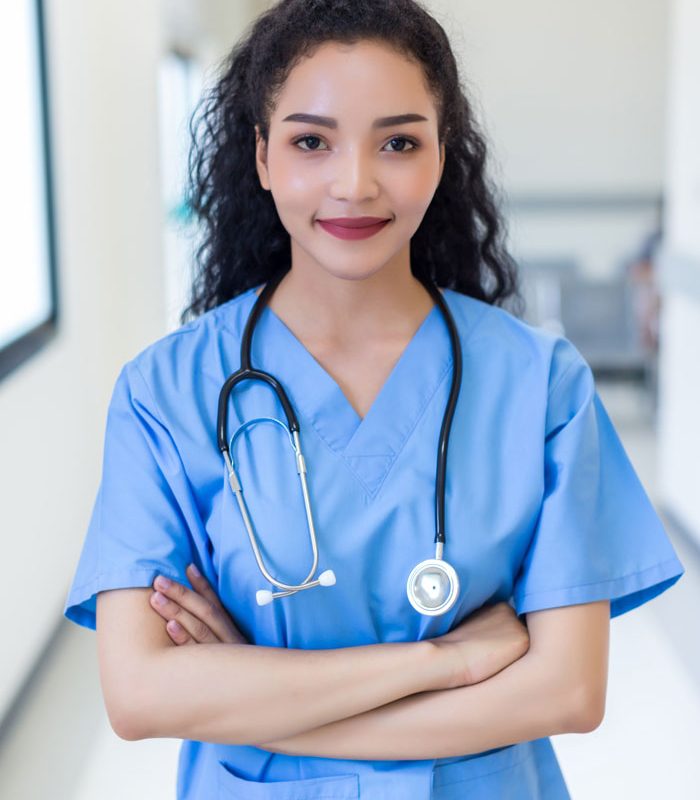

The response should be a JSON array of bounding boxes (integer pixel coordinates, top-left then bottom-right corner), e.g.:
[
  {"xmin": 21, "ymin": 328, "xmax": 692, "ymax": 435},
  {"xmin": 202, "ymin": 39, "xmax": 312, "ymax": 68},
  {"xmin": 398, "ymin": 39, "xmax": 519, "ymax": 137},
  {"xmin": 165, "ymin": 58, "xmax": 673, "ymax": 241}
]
[{"xmin": 64, "ymin": 0, "xmax": 685, "ymax": 797}]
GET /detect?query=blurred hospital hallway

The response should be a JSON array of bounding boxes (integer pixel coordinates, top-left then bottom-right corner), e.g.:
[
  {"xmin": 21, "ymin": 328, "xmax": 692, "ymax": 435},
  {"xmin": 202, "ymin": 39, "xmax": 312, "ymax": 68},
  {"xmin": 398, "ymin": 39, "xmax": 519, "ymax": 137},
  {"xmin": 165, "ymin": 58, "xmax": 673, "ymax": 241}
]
[{"xmin": 3, "ymin": 0, "xmax": 700, "ymax": 797}]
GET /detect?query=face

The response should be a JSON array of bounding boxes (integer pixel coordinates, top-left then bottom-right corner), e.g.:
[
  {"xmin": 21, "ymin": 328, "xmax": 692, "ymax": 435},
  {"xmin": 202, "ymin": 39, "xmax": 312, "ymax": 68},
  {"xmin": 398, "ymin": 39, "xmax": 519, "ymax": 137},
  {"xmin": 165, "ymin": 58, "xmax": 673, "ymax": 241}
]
[{"xmin": 255, "ymin": 39, "xmax": 445, "ymax": 284}]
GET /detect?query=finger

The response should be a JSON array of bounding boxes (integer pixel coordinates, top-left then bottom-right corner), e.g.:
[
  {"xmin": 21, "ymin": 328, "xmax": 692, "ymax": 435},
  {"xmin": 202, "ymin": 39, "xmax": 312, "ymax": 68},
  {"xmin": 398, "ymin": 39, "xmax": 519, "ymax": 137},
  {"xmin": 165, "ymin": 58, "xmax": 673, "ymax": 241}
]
[
  {"xmin": 149, "ymin": 589, "xmax": 220, "ymax": 644},
  {"xmin": 156, "ymin": 572, "xmax": 245, "ymax": 645},
  {"xmin": 186, "ymin": 564, "xmax": 226, "ymax": 612},
  {"xmin": 166, "ymin": 619, "xmax": 194, "ymax": 646},
  {"xmin": 153, "ymin": 574, "xmax": 231, "ymax": 641},
  {"xmin": 185, "ymin": 565, "xmax": 248, "ymax": 644}
]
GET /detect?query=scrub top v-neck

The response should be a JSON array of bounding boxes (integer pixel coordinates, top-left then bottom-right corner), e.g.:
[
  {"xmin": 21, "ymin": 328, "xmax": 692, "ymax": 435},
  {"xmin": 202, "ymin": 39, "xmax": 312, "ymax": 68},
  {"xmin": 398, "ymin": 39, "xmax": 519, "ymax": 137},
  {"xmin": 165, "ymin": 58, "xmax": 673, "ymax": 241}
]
[
  {"xmin": 64, "ymin": 283, "xmax": 685, "ymax": 799},
  {"xmin": 256, "ymin": 295, "xmax": 450, "ymax": 494}
]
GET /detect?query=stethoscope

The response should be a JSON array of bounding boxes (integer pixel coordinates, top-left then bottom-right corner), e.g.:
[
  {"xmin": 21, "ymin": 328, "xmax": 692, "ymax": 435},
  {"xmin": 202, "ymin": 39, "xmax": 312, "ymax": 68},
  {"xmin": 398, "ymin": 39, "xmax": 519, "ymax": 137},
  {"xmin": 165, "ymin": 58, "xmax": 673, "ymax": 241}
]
[{"xmin": 216, "ymin": 268, "xmax": 463, "ymax": 616}]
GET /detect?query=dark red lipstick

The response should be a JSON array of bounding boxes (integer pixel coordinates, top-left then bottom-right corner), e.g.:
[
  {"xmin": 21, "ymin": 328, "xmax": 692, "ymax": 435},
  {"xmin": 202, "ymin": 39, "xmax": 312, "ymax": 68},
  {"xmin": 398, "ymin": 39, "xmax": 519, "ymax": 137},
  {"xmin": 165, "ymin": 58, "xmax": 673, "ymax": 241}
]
[{"xmin": 317, "ymin": 216, "xmax": 391, "ymax": 240}]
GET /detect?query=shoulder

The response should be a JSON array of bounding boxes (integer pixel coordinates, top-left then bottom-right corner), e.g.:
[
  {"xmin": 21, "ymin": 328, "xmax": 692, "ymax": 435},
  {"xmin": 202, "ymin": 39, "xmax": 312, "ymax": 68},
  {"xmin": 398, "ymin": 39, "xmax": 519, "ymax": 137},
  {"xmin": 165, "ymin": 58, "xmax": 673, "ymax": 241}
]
[
  {"xmin": 442, "ymin": 288, "xmax": 592, "ymax": 398},
  {"xmin": 117, "ymin": 289, "xmax": 257, "ymax": 405}
]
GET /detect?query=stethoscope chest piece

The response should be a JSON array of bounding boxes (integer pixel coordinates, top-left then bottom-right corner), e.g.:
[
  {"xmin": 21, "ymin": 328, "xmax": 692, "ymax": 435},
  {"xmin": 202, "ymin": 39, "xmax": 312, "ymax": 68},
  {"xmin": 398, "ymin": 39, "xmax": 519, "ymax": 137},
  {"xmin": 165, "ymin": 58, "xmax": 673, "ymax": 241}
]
[{"xmin": 406, "ymin": 558, "xmax": 460, "ymax": 616}]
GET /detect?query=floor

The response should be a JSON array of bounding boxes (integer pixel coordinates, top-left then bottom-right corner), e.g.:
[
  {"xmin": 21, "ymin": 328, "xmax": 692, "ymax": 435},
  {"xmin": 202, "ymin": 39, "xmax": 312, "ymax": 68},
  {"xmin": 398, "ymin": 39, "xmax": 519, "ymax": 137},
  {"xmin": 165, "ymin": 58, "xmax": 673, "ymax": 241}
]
[{"xmin": 0, "ymin": 379, "xmax": 698, "ymax": 798}]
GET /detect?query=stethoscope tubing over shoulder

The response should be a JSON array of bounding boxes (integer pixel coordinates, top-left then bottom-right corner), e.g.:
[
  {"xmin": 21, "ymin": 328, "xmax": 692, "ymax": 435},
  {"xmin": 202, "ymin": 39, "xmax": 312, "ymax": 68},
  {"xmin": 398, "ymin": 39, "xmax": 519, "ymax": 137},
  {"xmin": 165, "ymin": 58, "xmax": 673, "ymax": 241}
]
[
  {"xmin": 216, "ymin": 267, "xmax": 463, "ymax": 615},
  {"xmin": 217, "ymin": 269, "xmax": 297, "ymax": 441}
]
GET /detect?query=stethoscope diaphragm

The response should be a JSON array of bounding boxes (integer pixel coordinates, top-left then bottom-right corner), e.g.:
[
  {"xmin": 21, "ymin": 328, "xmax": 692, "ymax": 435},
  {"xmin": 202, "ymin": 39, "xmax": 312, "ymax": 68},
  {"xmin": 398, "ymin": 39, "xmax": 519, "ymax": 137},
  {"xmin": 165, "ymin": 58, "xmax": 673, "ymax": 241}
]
[{"xmin": 406, "ymin": 558, "xmax": 460, "ymax": 616}]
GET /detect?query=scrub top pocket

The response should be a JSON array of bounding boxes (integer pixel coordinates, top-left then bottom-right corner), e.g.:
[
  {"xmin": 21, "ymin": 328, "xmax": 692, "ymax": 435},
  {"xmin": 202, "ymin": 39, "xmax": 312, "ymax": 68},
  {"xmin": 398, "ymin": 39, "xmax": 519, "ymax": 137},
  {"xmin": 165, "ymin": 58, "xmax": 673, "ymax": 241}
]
[
  {"xmin": 217, "ymin": 760, "xmax": 360, "ymax": 799},
  {"xmin": 431, "ymin": 745, "xmax": 542, "ymax": 799}
]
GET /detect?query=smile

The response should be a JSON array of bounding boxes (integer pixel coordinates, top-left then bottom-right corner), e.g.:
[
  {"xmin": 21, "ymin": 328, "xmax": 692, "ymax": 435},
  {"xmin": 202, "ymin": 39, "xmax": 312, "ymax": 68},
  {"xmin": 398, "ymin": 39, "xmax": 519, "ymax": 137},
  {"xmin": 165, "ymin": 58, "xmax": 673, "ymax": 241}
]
[{"xmin": 317, "ymin": 219, "xmax": 391, "ymax": 240}]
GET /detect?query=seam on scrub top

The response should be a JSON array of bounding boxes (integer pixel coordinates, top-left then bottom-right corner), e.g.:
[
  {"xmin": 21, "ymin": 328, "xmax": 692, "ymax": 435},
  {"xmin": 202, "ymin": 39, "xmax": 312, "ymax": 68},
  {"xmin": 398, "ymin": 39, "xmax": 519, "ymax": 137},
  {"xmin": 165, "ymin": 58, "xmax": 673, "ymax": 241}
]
[
  {"xmin": 96, "ymin": 460, "xmax": 105, "ymax": 588},
  {"xmin": 546, "ymin": 350, "xmax": 587, "ymax": 403},
  {"xmin": 338, "ymin": 454, "xmax": 396, "ymax": 499},
  {"xmin": 131, "ymin": 359, "xmax": 202, "ymax": 498},
  {"xmin": 70, "ymin": 566, "xmax": 184, "ymax": 594},
  {"xmin": 131, "ymin": 360, "xmax": 171, "ymax": 433},
  {"xmin": 516, "ymin": 556, "xmax": 682, "ymax": 599},
  {"xmin": 342, "ymin": 358, "xmax": 454, "ymax": 500},
  {"xmin": 434, "ymin": 747, "xmax": 532, "ymax": 786}
]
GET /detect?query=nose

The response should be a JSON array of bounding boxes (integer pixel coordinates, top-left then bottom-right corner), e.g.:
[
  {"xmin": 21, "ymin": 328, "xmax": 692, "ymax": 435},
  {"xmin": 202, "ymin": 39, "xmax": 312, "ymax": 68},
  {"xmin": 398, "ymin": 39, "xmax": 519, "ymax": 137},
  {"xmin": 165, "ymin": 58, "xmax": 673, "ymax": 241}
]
[{"xmin": 328, "ymin": 146, "xmax": 380, "ymax": 202}]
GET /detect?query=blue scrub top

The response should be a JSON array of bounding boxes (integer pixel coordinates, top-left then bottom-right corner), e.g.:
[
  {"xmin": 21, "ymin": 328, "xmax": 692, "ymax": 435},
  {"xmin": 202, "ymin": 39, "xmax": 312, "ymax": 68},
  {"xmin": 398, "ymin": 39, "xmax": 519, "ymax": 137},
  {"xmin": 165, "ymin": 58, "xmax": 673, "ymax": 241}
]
[{"xmin": 64, "ymin": 285, "xmax": 685, "ymax": 799}]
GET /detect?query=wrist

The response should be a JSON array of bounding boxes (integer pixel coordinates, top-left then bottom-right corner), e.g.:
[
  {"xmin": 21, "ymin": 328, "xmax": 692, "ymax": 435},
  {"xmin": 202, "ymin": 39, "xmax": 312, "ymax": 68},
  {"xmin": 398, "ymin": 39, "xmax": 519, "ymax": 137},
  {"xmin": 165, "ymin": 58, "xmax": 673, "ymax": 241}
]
[{"xmin": 416, "ymin": 638, "xmax": 452, "ymax": 692}]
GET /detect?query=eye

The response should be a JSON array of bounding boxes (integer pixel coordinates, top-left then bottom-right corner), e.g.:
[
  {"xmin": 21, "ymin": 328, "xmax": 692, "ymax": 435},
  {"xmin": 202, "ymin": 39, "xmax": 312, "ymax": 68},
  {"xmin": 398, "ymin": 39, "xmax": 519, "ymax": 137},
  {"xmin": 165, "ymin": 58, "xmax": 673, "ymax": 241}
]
[
  {"xmin": 292, "ymin": 135, "xmax": 329, "ymax": 152},
  {"xmin": 382, "ymin": 136, "xmax": 419, "ymax": 153},
  {"xmin": 291, "ymin": 134, "xmax": 420, "ymax": 153}
]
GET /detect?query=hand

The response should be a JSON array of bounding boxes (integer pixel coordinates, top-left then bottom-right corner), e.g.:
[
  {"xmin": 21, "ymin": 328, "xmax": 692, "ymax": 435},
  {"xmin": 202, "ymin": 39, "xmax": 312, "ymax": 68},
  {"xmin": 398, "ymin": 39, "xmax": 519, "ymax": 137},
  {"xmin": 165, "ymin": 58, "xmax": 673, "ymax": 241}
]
[
  {"xmin": 430, "ymin": 601, "xmax": 530, "ymax": 690},
  {"xmin": 150, "ymin": 563, "xmax": 248, "ymax": 645}
]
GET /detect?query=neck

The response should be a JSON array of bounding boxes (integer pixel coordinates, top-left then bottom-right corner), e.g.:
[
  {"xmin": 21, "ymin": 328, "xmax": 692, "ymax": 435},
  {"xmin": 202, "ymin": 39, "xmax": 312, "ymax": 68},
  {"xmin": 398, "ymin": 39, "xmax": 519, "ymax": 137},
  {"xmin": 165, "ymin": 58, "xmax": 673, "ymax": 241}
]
[{"xmin": 260, "ymin": 261, "xmax": 435, "ymax": 347}]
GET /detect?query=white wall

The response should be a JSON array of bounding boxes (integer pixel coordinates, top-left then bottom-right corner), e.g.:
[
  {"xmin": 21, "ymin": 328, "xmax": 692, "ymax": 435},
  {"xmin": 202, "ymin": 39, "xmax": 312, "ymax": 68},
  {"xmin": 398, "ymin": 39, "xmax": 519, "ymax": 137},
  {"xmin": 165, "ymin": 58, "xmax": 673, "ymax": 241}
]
[
  {"xmin": 0, "ymin": 0, "xmax": 256, "ymax": 724},
  {"xmin": 425, "ymin": 0, "xmax": 669, "ymax": 281},
  {"xmin": 426, "ymin": 0, "xmax": 669, "ymax": 194},
  {"xmin": 0, "ymin": 0, "xmax": 165, "ymax": 721},
  {"xmin": 657, "ymin": 0, "xmax": 700, "ymax": 543}
]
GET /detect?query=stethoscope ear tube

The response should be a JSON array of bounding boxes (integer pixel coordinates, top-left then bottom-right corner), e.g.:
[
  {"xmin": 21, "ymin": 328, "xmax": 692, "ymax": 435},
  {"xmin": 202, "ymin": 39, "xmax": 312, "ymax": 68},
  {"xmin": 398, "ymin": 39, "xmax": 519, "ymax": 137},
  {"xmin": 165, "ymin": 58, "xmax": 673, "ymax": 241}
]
[
  {"xmin": 217, "ymin": 268, "xmax": 297, "ymax": 456},
  {"xmin": 217, "ymin": 368, "xmax": 299, "ymax": 455},
  {"xmin": 219, "ymin": 394, "xmax": 336, "ymax": 599},
  {"xmin": 217, "ymin": 268, "xmax": 338, "ymax": 602}
]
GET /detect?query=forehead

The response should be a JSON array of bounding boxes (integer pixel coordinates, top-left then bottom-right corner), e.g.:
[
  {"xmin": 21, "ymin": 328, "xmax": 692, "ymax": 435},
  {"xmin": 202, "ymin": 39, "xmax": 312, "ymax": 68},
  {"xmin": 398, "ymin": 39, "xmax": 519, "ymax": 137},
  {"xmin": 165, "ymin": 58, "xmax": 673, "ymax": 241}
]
[{"xmin": 271, "ymin": 40, "xmax": 436, "ymax": 122}]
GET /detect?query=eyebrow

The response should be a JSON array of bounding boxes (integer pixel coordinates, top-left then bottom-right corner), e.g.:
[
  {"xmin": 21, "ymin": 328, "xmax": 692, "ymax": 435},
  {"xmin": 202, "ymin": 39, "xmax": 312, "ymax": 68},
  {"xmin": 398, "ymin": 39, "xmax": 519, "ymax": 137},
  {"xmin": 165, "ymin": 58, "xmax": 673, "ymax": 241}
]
[{"xmin": 281, "ymin": 112, "xmax": 429, "ymax": 129}]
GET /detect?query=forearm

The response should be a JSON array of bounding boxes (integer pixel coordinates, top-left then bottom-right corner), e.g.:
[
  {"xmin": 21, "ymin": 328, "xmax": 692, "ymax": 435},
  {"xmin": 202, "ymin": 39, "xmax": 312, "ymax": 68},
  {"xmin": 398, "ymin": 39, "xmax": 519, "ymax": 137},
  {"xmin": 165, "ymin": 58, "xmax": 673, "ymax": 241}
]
[
  {"xmin": 260, "ymin": 649, "xmax": 585, "ymax": 760},
  {"xmin": 130, "ymin": 639, "xmax": 442, "ymax": 744}
]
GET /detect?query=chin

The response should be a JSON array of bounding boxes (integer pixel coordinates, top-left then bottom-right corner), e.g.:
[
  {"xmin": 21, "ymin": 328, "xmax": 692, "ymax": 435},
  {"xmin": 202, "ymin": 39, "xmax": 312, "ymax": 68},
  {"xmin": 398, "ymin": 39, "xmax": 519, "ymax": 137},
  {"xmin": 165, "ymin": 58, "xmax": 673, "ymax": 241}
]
[
  {"xmin": 317, "ymin": 261, "xmax": 391, "ymax": 283},
  {"xmin": 318, "ymin": 249, "xmax": 399, "ymax": 281},
  {"xmin": 290, "ymin": 235, "xmax": 400, "ymax": 283}
]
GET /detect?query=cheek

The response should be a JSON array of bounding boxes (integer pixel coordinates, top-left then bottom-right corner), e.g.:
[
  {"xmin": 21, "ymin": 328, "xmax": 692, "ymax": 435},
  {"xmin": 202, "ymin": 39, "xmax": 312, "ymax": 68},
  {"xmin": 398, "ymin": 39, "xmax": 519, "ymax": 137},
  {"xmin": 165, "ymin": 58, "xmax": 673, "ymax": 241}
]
[
  {"xmin": 269, "ymin": 169, "xmax": 320, "ymax": 224},
  {"xmin": 282, "ymin": 168, "xmax": 318, "ymax": 195},
  {"xmin": 390, "ymin": 162, "xmax": 440, "ymax": 209},
  {"xmin": 267, "ymin": 146, "xmax": 318, "ymax": 200}
]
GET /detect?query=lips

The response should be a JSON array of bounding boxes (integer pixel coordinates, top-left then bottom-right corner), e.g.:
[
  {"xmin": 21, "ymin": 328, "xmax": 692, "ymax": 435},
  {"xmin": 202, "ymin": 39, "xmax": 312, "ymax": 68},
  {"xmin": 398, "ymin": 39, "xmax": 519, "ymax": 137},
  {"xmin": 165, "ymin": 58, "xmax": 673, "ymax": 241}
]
[
  {"xmin": 317, "ymin": 218, "xmax": 391, "ymax": 240},
  {"xmin": 318, "ymin": 216, "xmax": 391, "ymax": 228}
]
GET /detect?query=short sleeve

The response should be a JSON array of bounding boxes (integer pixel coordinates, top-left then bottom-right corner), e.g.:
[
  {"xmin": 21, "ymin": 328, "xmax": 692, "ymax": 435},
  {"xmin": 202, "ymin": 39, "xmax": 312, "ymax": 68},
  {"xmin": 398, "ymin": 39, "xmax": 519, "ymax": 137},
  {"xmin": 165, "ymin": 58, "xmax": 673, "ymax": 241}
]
[
  {"xmin": 512, "ymin": 348, "xmax": 685, "ymax": 619},
  {"xmin": 63, "ymin": 360, "xmax": 196, "ymax": 630}
]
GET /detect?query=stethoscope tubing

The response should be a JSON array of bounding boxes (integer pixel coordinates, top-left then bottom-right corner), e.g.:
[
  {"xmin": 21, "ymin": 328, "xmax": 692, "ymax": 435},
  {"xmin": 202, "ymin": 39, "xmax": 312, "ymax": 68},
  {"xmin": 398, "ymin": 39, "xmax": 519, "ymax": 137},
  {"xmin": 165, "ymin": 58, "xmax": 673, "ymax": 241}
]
[{"xmin": 420, "ymin": 279, "xmax": 463, "ymax": 551}]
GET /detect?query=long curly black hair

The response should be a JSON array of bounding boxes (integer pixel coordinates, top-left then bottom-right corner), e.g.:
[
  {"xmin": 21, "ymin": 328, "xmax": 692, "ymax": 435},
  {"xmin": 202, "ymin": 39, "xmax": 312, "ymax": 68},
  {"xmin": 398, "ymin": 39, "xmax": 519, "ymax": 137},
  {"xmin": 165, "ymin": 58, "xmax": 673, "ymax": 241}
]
[{"xmin": 181, "ymin": 0, "xmax": 523, "ymax": 324}]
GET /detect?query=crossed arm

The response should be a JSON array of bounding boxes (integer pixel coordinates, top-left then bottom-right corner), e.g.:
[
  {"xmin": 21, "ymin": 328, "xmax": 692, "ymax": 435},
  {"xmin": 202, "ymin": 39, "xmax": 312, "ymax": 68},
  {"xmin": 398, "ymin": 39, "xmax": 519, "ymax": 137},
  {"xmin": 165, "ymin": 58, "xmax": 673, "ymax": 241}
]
[
  {"xmin": 97, "ymin": 586, "xmax": 609, "ymax": 759},
  {"xmin": 259, "ymin": 600, "xmax": 610, "ymax": 760}
]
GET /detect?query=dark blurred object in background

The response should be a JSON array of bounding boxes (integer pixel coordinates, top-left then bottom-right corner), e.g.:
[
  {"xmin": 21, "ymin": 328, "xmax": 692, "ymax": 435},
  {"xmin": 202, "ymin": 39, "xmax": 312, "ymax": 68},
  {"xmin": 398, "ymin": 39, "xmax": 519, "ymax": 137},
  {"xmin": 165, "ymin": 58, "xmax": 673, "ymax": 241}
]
[{"xmin": 519, "ymin": 198, "xmax": 665, "ymax": 409}]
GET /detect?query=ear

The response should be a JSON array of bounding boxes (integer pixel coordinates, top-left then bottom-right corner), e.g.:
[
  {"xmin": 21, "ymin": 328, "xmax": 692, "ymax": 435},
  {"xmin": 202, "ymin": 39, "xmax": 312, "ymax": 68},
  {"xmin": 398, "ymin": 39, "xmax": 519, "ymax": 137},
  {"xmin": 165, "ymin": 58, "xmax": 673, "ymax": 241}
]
[
  {"xmin": 438, "ymin": 141, "xmax": 445, "ymax": 183},
  {"xmin": 255, "ymin": 124, "xmax": 270, "ymax": 191}
]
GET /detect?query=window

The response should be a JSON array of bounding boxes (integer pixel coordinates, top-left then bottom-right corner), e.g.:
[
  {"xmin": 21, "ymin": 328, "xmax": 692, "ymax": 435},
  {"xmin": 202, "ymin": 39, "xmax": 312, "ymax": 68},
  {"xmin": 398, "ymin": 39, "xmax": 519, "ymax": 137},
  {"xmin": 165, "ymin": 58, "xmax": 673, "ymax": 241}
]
[{"xmin": 0, "ymin": 0, "xmax": 58, "ymax": 382}]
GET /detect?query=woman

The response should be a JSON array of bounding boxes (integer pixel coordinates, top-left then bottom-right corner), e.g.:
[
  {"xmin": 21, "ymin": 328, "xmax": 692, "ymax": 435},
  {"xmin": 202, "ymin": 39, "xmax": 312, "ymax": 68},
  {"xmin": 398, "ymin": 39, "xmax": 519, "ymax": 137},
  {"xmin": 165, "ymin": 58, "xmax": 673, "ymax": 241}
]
[{"xmin": 64, "ymin": 1, "xmax": 685, "ymax": 797}]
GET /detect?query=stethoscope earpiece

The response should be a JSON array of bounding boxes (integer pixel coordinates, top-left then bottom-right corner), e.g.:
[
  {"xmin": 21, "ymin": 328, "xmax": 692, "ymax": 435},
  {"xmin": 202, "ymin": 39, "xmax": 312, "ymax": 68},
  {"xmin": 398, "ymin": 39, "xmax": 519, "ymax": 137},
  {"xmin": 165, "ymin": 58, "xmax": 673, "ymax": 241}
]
[
  {"xmin": 318, "ymin": 569, "xmax": 336, "ymax": 586},
  {"xmin": 256, "ymin": 590, "xmax": 274, "ymax": 607},
  {"xmin": 255, "ymin": 568, "xmax": 337, "ymax": 607}
]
